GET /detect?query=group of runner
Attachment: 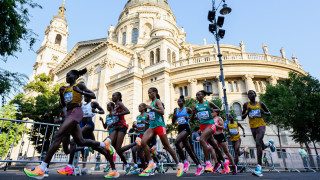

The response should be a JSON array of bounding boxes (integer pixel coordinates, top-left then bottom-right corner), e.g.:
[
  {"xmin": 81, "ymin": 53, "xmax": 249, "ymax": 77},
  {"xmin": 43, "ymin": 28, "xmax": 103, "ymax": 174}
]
[{"xmin": 23, "ymin": 68, "xmax": 276, "ymax": 179}]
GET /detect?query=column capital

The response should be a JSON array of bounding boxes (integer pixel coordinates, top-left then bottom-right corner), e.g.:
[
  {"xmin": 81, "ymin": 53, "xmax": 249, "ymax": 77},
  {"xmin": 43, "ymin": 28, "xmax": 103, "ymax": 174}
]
[
  {"xmin": 188, "ymin": 78, "xmax": 197, "ymax": 84},
  {"xmin": 100, "ymin": 58, "xmax": 115, "ymax": 69},
  {"xmin": 88, "ymin": 66, "xmax": 95, "ymax": 75},
  {"xmin": 242, "ymin": 74, "xmax": 254, "ymax": 81}
]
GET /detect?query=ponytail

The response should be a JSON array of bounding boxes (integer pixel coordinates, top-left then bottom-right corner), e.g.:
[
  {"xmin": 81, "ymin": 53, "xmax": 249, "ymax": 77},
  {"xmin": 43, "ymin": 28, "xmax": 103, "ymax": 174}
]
[
  {"xmin": 199, "ymin": 90, "xmax": 207, "ymax": 96},
  {"xmin": 70, "ymin": 68, "xmax": 87, "ymax": 79},
  {"xmin": 140, "ymin": 103, "xmax": 147, "ymax": 112}
]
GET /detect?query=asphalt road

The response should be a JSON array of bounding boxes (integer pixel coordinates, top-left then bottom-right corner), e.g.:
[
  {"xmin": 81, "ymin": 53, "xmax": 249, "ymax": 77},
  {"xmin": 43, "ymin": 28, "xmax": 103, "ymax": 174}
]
[{"xmin": 1, "ymin": 171, "xmax": 320, "ymax": 180}]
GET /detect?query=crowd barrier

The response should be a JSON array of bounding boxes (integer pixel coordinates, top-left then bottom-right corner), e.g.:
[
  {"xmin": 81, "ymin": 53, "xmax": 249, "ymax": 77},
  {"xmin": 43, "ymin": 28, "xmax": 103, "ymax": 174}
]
[{"xmin": 0, "ymin": 118, "xmax": 319, "ymax": 175}]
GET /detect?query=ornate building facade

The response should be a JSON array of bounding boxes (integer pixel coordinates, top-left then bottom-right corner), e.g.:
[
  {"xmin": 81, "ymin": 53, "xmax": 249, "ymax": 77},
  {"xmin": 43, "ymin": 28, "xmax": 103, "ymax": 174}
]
[{"xmin": 30, "ymin": 0, "xmax": 306, "ymax": 151}]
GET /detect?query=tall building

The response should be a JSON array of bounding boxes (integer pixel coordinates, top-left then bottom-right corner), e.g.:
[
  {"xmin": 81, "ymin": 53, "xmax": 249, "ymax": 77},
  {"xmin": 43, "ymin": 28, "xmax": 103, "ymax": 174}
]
[{"xmin": 30, "ymin": 0, "xmax": 306, "ymax": 152}]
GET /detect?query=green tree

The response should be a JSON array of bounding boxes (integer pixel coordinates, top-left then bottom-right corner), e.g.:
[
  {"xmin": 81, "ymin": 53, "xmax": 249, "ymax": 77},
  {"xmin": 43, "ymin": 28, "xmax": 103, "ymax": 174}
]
[
  {"xmin": 10, "ymin": 73, "xmax": 62, "ymax": 153},
  {"xmin": 0, "ymin": 105, "xmax": 25, "ymax": 158},
  {"xmin": 0, "ymin": 68, "xmax": 27, "ymax": 105},
  {"xmin": 0, "ymin": 0, "xmax": 42, "ymax": 60}
]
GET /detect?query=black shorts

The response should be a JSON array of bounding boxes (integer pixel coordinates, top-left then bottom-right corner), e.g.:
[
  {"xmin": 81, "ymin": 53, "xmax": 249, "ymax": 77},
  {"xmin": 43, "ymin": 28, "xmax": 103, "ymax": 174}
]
[
  {"xmin": 148, "ymin": 136, "xmax": 157, "ymax": 148},
  {"xmin": 178, "ymin": 124, "xmax": 191, "ymax": 135},
  {"xmin": 115, "ymin": 126, "xmax": 128, "ymax": 133},
  {"xmin": 214, "ymin": 133, "xmax": 227, "ymax": 144}
]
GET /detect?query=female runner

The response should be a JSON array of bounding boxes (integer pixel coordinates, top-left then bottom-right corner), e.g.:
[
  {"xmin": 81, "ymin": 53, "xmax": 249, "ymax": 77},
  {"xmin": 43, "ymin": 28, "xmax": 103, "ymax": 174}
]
[
  {"xmin": 139, "ymin": 87, "xmax": 184, "ymax": 177},
  {"xmin": 173, "ymin": 95, "xmax": 204, "ymax": 176},
  {"xmin": 24, "ymin": 69, "xmax": 114, "ymax": 179}
]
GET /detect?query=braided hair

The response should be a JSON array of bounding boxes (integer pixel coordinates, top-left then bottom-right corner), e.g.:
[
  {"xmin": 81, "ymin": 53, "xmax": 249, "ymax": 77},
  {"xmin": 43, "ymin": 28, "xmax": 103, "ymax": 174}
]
[{"xmin": 69, "ymin": 68, "xmax": 87, "ymax": 80}]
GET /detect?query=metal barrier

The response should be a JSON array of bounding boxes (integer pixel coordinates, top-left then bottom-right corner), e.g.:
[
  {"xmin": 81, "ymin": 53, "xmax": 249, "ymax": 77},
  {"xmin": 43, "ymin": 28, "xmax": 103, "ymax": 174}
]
[{"xmin": 0, "ymin": 118, "xmax": 319, "ymax": 174}]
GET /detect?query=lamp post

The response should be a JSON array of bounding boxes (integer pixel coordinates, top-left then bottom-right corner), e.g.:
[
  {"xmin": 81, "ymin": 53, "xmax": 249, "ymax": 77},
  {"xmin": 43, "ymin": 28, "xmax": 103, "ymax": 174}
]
[{"xmin": 208, "ymin": 0, "xmax": 232, "ymax": 120}]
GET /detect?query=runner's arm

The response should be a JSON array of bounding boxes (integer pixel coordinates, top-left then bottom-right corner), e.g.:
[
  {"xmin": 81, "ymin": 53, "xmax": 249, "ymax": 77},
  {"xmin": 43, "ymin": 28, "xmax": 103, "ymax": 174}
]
[
  {"xmin": 116, "ymin": 102, "xmax": 130, "ymax": 116},
  {"xmin": 260, "ymin": 102, "xmax": 271, "ymax": 116},
  {"xmin": 238, "ymin": 123, "xmax": 245, "ymax": 137},
  {"xmin": 242, "ymin": 102, "xmax": 249, "ymax": 120},
  {"xmin": 74, "ymin": 83, "xmax": 96, "ymax": 99},
  {"xmin": 92, "ymin": 101, "xmax": 105, "ymax": 114},
  {"xmin": 208, "ymin": 101, "xmax": 221, "ymax": 112}
]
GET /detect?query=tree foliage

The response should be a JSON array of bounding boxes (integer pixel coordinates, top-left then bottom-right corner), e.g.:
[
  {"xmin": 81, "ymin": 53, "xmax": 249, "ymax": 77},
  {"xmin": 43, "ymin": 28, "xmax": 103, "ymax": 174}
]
[
  {"xmin": 10, "ymin": 73, "xmax": 62, "ymax": 153},
  {"xmin": 0, "ymin": 0, "xmax": 42, "ymax": 60},
  {"xmin": 0, "ymin": 68, "xmax": 28, "ymax": 105},
  {"xmin": 0, "ymin": 105, "xmax": 25, "ymax": 158}
]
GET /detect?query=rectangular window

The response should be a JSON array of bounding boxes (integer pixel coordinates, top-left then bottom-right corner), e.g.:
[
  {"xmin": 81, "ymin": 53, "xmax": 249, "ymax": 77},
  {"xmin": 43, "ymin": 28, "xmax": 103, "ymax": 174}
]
[
  {"xmin": 233, "ymin": 81, "xmax": 238, "ymax": 92},
  {"xmin": 179, "ymin": 87, "xmax": 183, "ymax": 96},
  {"xmin": 184, "ymin": 86, "xmax": 188, "ymax": 97},
  {"xmin": 228, "ymin": 82, "xmax": 233, "ymax": 92}
]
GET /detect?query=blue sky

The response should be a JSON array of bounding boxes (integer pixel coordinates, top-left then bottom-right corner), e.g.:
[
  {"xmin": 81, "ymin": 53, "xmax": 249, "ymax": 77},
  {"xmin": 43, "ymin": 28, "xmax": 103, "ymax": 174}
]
[{"xmin": 2, "ymin": 0, "xmax": 320, "ymax": 83}]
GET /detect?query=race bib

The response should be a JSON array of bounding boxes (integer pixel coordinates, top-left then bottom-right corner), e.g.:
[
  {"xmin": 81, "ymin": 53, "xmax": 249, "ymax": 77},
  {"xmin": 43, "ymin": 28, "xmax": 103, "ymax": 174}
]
[
  {"xmin": 64, "ymin": 92, "xmax": 73, "ymax": 103},
  {"xmin": 229, "ymin": 129, "xmax": 238, "ymax": 135},
  {"xmin": 113, "ymin": 116, "xmax": 119, "ymax": 122},
  {"xmin": 137, "ymin": 124, "xmax": 146, "ymax": 131},
  {"xmin": 197, "ymin": 111, "xmax": 209, "ymax": 120},
  {"xmin": 107, "ymin": 120, "xmax": 113, "ymax": 126},
  {"xmin": 82, "ymin": 107, "xmax": 89, "ymax": 116},
  {"xmin": 249, "ymin": 110, "xmax": 262, "ymax": 118},
  {"xmin": 149, "ymin": 112, "xmax": 155, "ymax": 121},
  {"xmin": 177, "ymin": 116, "xmax": 187, "ymax": 125}
]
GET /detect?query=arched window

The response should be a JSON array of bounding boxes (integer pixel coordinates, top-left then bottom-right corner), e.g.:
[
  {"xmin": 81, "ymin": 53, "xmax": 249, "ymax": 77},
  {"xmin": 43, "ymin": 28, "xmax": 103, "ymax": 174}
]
[
  {"xmin": 150, "ymin": 51, "xmax": 154, "ymax": 65},
  {"xmin": 55, "ymin": 34, "xmax": 62, "ymax": 46},
  {"xmin": 132, "ymin": 28, "xmax": 138, "ymax": 43},
  {"xmin": 167, "ymin": 49, "xmax": 171, "ymax": 63},
  {"xmin": 122, "ymin": 32, "xmax": 127, "ymax": 45},
  {"xmin": 232, "ymin": 102, "xmax": 242, "ymax": 121},
  {"xmin": 228, "ymin": 82, "xmax": 233, "ymax": 92},
  {"xmin": 172, "ymin": 52, "xmax": 176, "ymax": 62},
  {"xmin": 156, "ymin": 48, "xmax": 160, "ymax": 63}
]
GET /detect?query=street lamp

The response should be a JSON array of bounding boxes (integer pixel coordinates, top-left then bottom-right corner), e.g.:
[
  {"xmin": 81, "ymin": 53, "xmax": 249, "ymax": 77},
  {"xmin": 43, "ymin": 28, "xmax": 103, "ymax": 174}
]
[{"xmin": 208, "ymin": 0, "xmax": 232, "ymax": 120}]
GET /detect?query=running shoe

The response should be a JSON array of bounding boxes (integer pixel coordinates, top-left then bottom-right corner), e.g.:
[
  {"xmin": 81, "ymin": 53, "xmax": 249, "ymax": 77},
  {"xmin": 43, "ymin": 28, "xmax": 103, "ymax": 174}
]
[
  {"xmin": 43, "ymin": 169, "xmax": 49, "ymax": 177},
  {"xmin": 24, "ymin": 166, "xmax": 45, "ymax": 179},
  {"xmin": 220, "ymin": 169, "xmax": 227, "ymax": 174},
  {"xmin": 125, "ymin": 166, "xmax": 131, "ymax": 175},
  {"xmin": 104, "ymin": 164, "xmax": 111, "ymax": 173},
  {"xmin": 130, "ymin": 169, "xmax": 140, "ymax": 175},
  {"xmin": 176, "ymin": 163, "xmax": 184, "ymax": 177},
  {"xmin": 150, "ymin": 170, "xmax": 155, "ymax": 176},
  {"xmin": 139, "ymin": 172, "xmax": 150, "ymax": 177},
  {"xmin": 232, "ymin": 165, "xmax": 237, "ymax": 175},
  {"xmin": 89, "ymin": 147, "xmax": 94, "ymax": 153},
  {"xmin": 269, "ymin": 140, "xmax": 276, "ymax": 152},
  {"xmin": 151, "ymin": 147, "xmax": 157, "ymax": 157},
  {"xmin": 105, "ymin": 171, "xmax": 120, "ymax": 178},
  {"xmin": 224, "ymin": 159, "xmax": 230, "ymax": 174},
  {"xmin": 57, "ymin": 165, "xmax": 73, "ymax": 175},
  {"xmin": 195, "ymin": 166, "xmax": 204, "ymax": 176},
  {"xmin": 158, "ymin": 163, "xmax": 164, "ymax": 174},
  {"xmin": 183, "ymin": 161, "xmax": 190, "ymax": 173},
  {"xmin": 252, "ymin": 166, "xmax": 263, "ymax": 177},
  {"xmin": 213, "ymin": 162, "xmax": 221, "ymax": 172},
  {"xmin": 143, "ymin": 162, "xmax": 156, "ymax": 173},
  {"xmin": 82, "ymin": 168, "xmax": 92, "ymax": 175},
  {"xmin": 205, "ymin": 162, "xmax": 213, "ymax": 172},
  {"xmin": 136, "ymin": 137, "xmax": 141, "ymax": 146},
  {"xmin": 104, "ymin": 138, "xmax": 114, "ymax": 155}
]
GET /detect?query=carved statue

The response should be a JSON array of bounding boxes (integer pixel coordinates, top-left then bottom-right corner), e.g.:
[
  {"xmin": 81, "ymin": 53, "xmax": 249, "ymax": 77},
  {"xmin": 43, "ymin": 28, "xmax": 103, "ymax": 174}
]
[
  {"xmin": 203, "ymin": 38, "xmax": 207, "ymax": 46},
  {"xmin": 240, "ymin": 41, "xmax": 246, "ymax": 53},
  {"xmin": 280, "ymin": 47, "xmax": 286, "ymax": 59},
  {"xmin": 189, "ymin": 45, "xmax": 194, "ymax": 57},
  {"xmin": 262, "ymin": 43, "xmax": 268, "ymax": 54}
]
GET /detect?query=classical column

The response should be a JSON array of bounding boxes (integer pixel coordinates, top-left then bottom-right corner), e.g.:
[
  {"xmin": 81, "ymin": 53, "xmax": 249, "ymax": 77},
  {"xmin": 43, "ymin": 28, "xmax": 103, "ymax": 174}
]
[
  {"xmin": 216, "ymin": 75, "xmax": 223, "ymax": 99},
  {"xmin": 87, "ymin": 66, "xmax": 95, "ymax": 90},
  {"xmin": 188, "ymin": 78, "xmax": 197, "ymax": 98},
  {"xmin": 268, "ymin": 76, "xmax": 279, "ymax": 86},
  {"xmin": 242, "ymin": 74, "xmax": 255, "ymax": 92}
]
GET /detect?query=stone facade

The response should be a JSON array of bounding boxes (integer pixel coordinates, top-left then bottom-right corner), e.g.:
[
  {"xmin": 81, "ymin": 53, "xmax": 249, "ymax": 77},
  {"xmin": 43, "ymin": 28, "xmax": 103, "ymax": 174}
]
[{"xmin": 30, "ymin": 0, "xmax": 309, "ymax": 152}]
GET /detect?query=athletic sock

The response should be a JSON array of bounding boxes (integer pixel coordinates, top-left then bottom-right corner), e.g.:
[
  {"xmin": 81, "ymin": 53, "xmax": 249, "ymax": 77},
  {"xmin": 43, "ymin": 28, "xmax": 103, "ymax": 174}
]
[
  {"xmin": 126, "ymin": 164, "xmax": 130, "ymax": 168},
  {"xmin": 134, "ymin": 164, "xmax": 138, "ymax": 168},
  {"xmin": 107, "ymin": 161, "xmax": 110, "ymax": 165},
  {"xmin": 184, "ymin": 160, "xmax": 188, "ymax": 164},
  {"xmin": 112, "ymin": 169, "xmax": 117, "ymax": 172},
  {"xmin": 205, "ymin": 161, "xmax": 210, "ymax": 164},
  {"xmin": 100, "ymin": 142, "xmax": 106, "ymax": 147},
  {"xmin": 197, "ymin": 164, "xmax": 202, "ymax": 168},
  {"xmin": 177, "ymin": 163, "xmax": 180, "ymax": 167},
  {"xmin": 149, "ymin": 160, "xmax": 154, "ymax": 164},
  {"xmin": 257, "ymin": 165, "xmax": 262, "ymax": 169},
  {"xmin": 39, "ymin": 162, "xmax": 48, "ymax": 171},
  {"xmin": 67, "ymin": 164, "xmax": 72, "ymax": 168}
]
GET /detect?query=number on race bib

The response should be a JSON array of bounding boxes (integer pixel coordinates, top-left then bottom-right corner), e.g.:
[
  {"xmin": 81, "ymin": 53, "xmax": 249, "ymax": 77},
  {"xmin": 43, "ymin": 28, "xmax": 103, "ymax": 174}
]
[
  {"xmin": 107, "ymin": 120, "xmax": 113, "ymax": 126},
  {"xmin": 229, "ymin": 129, "xmax": 238, "ymax": 135},
  {"xmin": 64, "ymin": 92, "xmax": 73, "ymax": 103},
  {"xmin": 177, "ymin": 117, "xmax": 186, "ymax": 125},
  {"xmin": 249, "ymin": 110, "xmax": 262, "ymax": 118},
  {"xmin": 197, "ymin": 111, "xmax": 209, "ymax": 120},
  {"xmin": 137, "ymin": 124, "xmax": 146, "ymax": 131},
  {"xmin": 149, "ymin": 112, "xmax": 155, "ymax": 121}
]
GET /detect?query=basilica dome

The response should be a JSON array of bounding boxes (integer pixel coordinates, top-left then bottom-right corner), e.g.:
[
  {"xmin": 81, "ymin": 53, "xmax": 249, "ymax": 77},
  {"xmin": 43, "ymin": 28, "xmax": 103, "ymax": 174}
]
[{"xmin": 124, "ymin": 0, "xmax": 171, "ymax": 10}]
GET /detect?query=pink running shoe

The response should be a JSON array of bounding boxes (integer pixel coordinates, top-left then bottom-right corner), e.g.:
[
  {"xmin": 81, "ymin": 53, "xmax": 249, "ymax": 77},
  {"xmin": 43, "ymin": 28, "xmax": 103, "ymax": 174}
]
[
  {"xmin": 205, "ymin": 162, "xmax": 213, "ymax": 172},
  {"xmin": 183, "ymin": 161, "xmax": 190, "ymax": 173},
  {"xmin": 57, "ymin": 165, "xmax": 73, "ymax": 175},
  {"xmin": 195, "ymin": 166, "xmax": 204, "ymax": 176},
  {"xmin": 213, "ymin": 162, "xmax": 221, "ymax": 172},
  {"xmin": 224, "ymin": 159, "xmax": 230, "ymax": 173}
]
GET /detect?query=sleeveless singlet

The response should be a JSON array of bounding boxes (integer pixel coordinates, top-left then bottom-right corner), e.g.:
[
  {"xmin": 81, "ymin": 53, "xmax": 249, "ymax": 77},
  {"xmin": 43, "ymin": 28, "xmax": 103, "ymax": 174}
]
[
  {"xmin": 196, "ymin": 101, "xmax": 215, "ymax": 125},
  {"xmin": 137, "ymin": 112, "xmax": 149, "ymax": 134},
  {"xmin": 149, "ymin": 99, "xmax": 166, "ymax": 129},
  {"xmin": 113, "ymin": 105, "xmax": 127, "ymax": 129},
  {"xmin": 214, "ymin": 116, "xmax": 223, "ymax": 132},
  {"xmin": 106, "ymin": 114, "xmax": 115, "ymax": 133},
  {"xmin": 63, "ymin": 82, "xmax": 82, "ymax": 105},
  {"xmin": 82, "ymin": 102, "xmax": 95, "ymax": 118},
  {"xmin": 176, "ymin": 107, "xmax": 189, "ymax": 125},
  {"xmin": 227, "ymin": 121, "xmax": 241, "ymax": 142},
  {"xmin": 247, "ymin": 101, "xmax": 266, "ymax": 128}
]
